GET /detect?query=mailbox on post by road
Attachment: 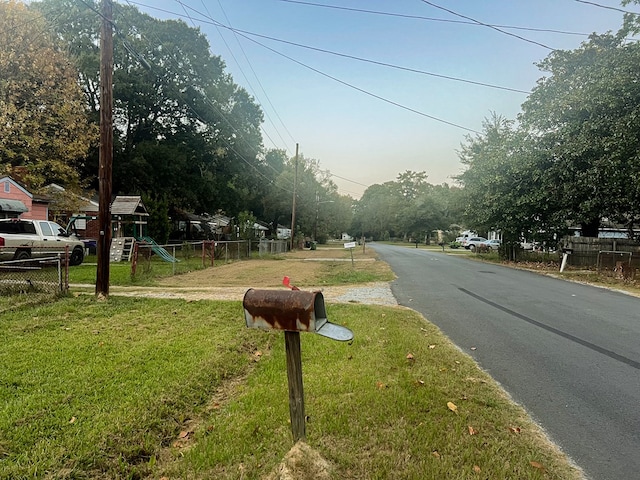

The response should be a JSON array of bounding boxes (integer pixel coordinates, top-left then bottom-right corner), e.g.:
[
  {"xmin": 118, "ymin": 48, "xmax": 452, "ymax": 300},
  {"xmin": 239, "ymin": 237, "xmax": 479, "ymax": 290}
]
[{"xmin": 243, "ymin": 282, "xmax": 353, "ymax": 443}]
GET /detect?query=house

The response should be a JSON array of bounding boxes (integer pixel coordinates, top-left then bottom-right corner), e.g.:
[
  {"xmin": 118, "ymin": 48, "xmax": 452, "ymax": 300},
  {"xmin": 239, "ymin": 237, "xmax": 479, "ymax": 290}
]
[
  {"xmin": 0, "ymin": 176, "xmax": 49, "ymax": 220},
  {"xmin": 277, "ymin": 225, "xmax": 292, "ymax": 240},
  {"xmin": 42, "ymin": 183, "xmax": 99, "ymax": 239}
]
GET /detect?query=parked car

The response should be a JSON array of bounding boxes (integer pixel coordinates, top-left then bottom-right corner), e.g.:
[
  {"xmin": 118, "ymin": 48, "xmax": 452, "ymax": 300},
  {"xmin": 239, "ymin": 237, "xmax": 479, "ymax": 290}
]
[
  {"xmin": 0, "ymin": 218, "xmax": 85, "ymax": 265},
  {"xmin": 482, "ymin": 239, "xmax": 501, "ymax": 251},
  {"xmin": 465, "ymin": 237, "xmax": 488, "ymax": 251}
]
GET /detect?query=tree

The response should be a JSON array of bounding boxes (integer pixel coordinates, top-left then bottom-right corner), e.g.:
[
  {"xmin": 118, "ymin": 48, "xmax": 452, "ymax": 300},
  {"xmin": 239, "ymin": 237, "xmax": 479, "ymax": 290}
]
[
  {"xmin": 35, "ymin": 0, "xmax": 265, "ymax": 214},
  {"xmin": 520, "ymin": 33, "xmax": 640, "ymax": 237},
  {"xmin": 238, "ymin": 210, "xmax": 258, "ymax": 240},
  {"xmin": 0, "ymin": 0, "xmax": 95, "ymax": 189}
]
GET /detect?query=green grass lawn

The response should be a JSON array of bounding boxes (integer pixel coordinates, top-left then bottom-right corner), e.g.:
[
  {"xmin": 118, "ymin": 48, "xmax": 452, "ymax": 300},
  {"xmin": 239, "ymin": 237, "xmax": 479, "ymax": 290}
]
[{"xmin": 0, "ymin": 296, "xmax": 582, "ymax": 479}]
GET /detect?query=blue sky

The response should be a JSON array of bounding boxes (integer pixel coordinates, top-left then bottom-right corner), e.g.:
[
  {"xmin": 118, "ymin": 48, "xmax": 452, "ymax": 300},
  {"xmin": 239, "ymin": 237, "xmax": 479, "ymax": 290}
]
[{"xmin": 127, "ymin": 0, "xmax": 634, "ymax": 197}]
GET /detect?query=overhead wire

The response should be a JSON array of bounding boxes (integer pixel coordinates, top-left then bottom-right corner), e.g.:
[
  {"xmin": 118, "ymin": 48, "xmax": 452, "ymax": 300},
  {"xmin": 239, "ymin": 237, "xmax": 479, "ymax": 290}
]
[
  {"xmin": 106, "ymin": 0, "xmax": 296, "ymax": 195},
  {"xmin": 574, "ymin": 0, "xmax": 640, "ymax": 15},
  {"xmin": 419, "ymin": 0, "xmax": 555, "ymax": 51},
  {"xmin": 205, "ymin": 0, "xmax": 298, "ymax": 148},
  {"xmin": 174, "ymin": 0, "xmax": 295, "ymax": 157},
  {"xmin": 128, "ymin": 0, "xmax": 479, "ymax": 134},
  {"xmin": 277, "ymin": 0, "xmax": 589, "ymax": 37},
  {"xmin": 128, "ymin": 0, "xmax": 529, "ymax": 95},
  {"xmin": 221, "ymin": 27, "xmax": 530, "ymax": 95}
]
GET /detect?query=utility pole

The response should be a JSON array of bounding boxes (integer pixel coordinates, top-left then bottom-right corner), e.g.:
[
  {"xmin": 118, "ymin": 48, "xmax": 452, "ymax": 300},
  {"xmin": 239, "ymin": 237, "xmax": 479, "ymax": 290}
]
[
  {"xmin": 290, "ymin": 143, "xmax": 298, "ymax": 251},
  {"xmin": 96, "ymin": 0, "xmax": 113, "ymax": 298}
]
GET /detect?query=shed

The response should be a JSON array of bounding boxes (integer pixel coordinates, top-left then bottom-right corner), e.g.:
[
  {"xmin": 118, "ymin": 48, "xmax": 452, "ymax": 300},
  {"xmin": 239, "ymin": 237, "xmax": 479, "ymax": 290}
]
[{"xmin": 111, "ymin": 196, "xmax": 148, "ymax": 238}]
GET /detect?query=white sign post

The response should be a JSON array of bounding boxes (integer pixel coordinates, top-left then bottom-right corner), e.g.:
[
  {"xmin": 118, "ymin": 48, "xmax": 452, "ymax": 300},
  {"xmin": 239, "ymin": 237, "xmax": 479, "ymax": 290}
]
[{"xmin": 344, "ymin": 241, "xmax": 356, "ymax": 266}]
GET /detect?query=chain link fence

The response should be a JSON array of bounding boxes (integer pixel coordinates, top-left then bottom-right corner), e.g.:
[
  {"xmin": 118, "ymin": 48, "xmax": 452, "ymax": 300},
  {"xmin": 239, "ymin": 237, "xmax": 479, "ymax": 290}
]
[
  {"xmin": 129, "ymin": 240, "xmax": 252, "ymax": 278},
  {"xmin": 0, "ymin": 256, "xmax": 67, "ymax": 296}
]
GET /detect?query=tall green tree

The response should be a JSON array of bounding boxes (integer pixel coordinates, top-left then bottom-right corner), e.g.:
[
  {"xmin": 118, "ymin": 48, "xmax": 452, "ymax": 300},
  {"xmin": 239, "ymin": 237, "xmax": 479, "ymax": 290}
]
[
  {"xmin": 520, "ymin": 33, "xmax": 640, "ymax": 237},
  {"xmin": 35, "ymin": 0, "xmax": 266, "ymax": 214},
  {"xmin": 0, "ymin": 0, "xmax": 95, "ymax": 189}
]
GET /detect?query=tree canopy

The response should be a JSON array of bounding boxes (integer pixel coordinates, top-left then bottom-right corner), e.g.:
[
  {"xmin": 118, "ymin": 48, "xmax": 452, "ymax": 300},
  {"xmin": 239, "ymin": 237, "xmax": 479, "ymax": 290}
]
[
  {"xmin": 458, "ymin": 27, "xmax": 640, "ymax": 243},
  {"xmin": 0, "ymin": 0, "xmax": 96, "ymax": 189},
  {"xmin": 34, "ymin": 0, "xmax": 267, "ymax": 216}
]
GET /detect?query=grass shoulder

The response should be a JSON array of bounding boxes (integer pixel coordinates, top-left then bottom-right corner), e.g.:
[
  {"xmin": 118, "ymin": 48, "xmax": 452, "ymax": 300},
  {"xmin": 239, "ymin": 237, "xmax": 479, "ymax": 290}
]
[{"xmin": 0, "ymin": 296, "xmax": 583, "ymax": 479}]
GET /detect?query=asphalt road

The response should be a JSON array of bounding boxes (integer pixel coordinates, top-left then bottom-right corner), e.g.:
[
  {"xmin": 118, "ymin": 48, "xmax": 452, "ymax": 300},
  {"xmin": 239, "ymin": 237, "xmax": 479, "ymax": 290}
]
[{"xmin": 370, "ymin": 243, "xmax": 640, "ymax": 480}]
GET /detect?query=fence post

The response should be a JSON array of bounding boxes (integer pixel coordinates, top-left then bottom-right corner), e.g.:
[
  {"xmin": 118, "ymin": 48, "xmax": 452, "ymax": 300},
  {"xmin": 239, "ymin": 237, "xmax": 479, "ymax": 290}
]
[
  {"xmin": 64, "ymin": 245, "xmax": 69, "ymax": 292},
  {"xmin": 172, "ymin": 245, "xmax": 176, "ymax": 275},
  {"xmin": 57, "ymin": 254, "xmax": 63, "ymax": 293}
]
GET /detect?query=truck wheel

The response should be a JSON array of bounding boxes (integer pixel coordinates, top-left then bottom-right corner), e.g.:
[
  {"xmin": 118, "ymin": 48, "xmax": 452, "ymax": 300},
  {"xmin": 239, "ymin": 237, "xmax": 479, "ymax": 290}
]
[
  {"xmin": 70, "ymin": 247, "xmax": 84, "ymax": 266},
  {"xmin": 14, "ymin": 250, "xmax": 31, "ymax": 261}
]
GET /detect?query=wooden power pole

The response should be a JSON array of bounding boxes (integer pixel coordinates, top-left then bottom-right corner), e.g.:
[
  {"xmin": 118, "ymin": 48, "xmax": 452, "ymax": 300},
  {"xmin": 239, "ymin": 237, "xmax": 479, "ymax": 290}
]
[
  {"xmin": 96, "ymin": 0, "xmax": 114, "ymax": 298},
  {"xmin": 290, "ymin": 143, "xmax": 299, "ymax": 251}
]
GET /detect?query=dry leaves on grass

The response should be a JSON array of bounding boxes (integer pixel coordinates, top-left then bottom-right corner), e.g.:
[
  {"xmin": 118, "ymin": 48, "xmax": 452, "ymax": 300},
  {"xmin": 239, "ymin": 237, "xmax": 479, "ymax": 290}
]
[{"xmin": 447, "ymin": 401, "xmax": 458, "ymax": 414}]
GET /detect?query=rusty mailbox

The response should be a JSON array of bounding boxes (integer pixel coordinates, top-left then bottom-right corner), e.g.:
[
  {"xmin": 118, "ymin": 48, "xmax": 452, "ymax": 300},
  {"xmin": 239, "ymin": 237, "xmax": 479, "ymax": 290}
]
[{"xmin": 243, "ymin": 288, "xmax": 353, "ymax": 342}]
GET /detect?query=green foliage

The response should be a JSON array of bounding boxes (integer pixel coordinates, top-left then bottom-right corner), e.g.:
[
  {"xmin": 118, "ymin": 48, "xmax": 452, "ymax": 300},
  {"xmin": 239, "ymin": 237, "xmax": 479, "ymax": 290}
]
[
  {"xmin": 35, "ymin": 0, "xmax": 266, "ymax": 214},
  {"xmin": 143, "ymin": 193, "xmax": 171, "ymax": 244},
  {"xmin": 238, "ymin": 210, "xmax": 257, "ymax": 240},
  {"xmin": 0, "ymin": 0, "xmax": 96, "ymax": 188},
  {"xmin": 352, "ymin": 171, "xmax": 462, "ymax": 241},
  {"xmin": 458, "ymin": 27, "xmax": 640, "ymax": 244}
]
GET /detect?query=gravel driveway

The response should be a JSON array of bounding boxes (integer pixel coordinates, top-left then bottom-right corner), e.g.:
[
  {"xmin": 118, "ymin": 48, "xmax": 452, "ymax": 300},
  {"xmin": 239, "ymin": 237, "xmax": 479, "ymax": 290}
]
[{"xmin": 101, "ymin": 282, "xmax": 398, "ymax": 306}]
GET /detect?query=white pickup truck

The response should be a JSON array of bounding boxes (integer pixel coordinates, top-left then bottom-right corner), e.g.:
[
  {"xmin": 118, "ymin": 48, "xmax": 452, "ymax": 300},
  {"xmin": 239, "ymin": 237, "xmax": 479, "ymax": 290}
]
[{"xmin": 0, "ymin": 218, "xmax": 85, "ymax": 266}]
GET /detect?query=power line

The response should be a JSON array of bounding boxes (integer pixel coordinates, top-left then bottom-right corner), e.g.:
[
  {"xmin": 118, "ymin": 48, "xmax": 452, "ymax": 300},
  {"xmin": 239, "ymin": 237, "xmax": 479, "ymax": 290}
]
[
  {"xmin": 226, "ymin": 27, "xmax": 530, "ymax": 95},
  {"xmin": 277, "ymin": 0, "xmax": 589, "ymax": 37},
  {"xmin": 200, "ymin": 0, "xmax": 297, "ymax": 149},
  {"xmin": 117, "ymin": 2, "xmax": 373, "ymax": 198},
  {"xmin": 232, "ymin": 32, "xmax": 481, "ymax": 134},
  {"xmin": 104, "ymin": 1, "xmax": 296, "ymax": 195},
  {"xmin": 126, "ymin": 0, "xmax": 480, "ymax": 133},
  {"xmin": 574, "ymin": 0, "xmax": 640, "ymax": 15},
  {"xmin": 329, "ymin": 173, "xmax": 369, "ymax": 188},
  {"xmin": 419, "ymin": 0, "xmax": 555, "ymax": 51},
  {"xmin": 129, "ymin": 1, "xmax": 528, "ymax": 94}
]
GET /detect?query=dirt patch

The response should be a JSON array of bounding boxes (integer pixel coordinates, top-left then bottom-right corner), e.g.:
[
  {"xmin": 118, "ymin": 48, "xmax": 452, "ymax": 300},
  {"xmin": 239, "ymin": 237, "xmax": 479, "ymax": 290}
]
[
  {"xmin": 156, "ymin": 246, "xmax": 383, "ymax": 289},
  {"xmin": 263, "ymin": 442, "xmax": 332, "ymax": 480}
]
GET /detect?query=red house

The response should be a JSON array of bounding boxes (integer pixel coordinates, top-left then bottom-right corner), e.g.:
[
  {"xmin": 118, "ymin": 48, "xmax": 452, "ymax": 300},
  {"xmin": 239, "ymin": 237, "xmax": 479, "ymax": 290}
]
[{"xmin": 0, "ymin": 176, "xmax": 49, "ymax": 220}]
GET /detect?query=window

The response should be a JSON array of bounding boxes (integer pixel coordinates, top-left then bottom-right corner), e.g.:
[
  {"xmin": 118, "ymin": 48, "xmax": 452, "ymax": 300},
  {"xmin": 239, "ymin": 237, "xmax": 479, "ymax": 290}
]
[
  {"xmin": 3, "ymin": 182, "xmax": 9, "ymax": 193},
  {"xmin": 39, "ymin": 221, "xmax": 53, "ymax": 236}
]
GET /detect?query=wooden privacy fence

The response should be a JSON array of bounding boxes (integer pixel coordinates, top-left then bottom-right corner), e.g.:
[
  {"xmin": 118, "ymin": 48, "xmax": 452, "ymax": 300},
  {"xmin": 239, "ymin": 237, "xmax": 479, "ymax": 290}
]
[{"xmin": 561, "ymin": 236, "xmax": 640, "ymax": 269}]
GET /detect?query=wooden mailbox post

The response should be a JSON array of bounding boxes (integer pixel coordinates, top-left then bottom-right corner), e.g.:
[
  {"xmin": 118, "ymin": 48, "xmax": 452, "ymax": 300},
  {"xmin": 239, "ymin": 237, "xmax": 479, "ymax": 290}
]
[{"xmin": 243, "ymin": 288, "xmax": 353, "ymax": 442}]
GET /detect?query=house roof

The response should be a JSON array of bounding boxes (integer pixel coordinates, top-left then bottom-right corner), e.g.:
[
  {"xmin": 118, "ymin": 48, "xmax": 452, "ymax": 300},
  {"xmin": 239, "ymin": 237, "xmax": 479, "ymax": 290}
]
[
  {"xmin": 111, "ymin": 196, "xmax": 149, "ymax": 216},
  {"xmin": 0, "ymin": 176, "xmax": 33, "ymax": 198},
  {"xmin": 208, "ymin": 214, "xmax": 231, "ymax": 227}
]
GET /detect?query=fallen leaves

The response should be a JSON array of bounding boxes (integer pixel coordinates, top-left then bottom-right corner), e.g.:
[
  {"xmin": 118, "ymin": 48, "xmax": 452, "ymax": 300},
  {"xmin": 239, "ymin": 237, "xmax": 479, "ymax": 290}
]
[
  {"xmin": 468, "ymin": 425, "xmax": 478, "ymax": 435},
  {"xmin": 509, "ymin": 426, "xmax": 522, "ymax": 434},
  {"xmin": 447, "ymin": 401, "xmax": 458, "ymax": 414},
  {"xmin": 530, "ymin": 460, "xmax": 546, "ymax": 472}
]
